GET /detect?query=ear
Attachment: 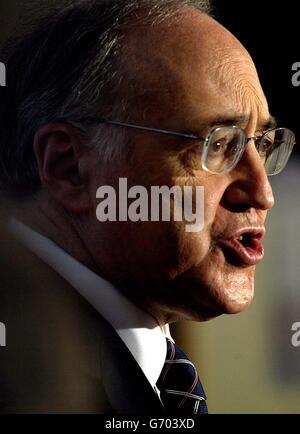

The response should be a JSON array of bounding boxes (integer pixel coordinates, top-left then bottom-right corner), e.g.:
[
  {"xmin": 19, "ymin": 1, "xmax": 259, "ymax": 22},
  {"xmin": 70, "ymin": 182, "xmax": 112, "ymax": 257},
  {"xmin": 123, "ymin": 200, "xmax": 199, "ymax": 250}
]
[{"xmin": 33, "ymin": 123, "xmax": 92, "ymax": 214}]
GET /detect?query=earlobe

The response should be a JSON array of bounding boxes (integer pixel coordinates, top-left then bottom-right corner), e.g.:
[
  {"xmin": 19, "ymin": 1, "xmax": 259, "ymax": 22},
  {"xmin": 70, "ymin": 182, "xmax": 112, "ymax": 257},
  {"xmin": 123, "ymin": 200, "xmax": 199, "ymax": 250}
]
[{"xmin": 33, "ymin": 123, "xmax": 91, "ymax": 214}]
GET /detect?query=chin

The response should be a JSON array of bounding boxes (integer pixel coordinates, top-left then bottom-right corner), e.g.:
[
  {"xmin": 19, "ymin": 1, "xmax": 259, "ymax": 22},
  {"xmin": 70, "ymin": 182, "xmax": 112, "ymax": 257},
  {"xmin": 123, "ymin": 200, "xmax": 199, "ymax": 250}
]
[
  {"xmin": 222, "ymin": 297, "xmax": 253, "ymax": 314},
  {"xmin": 193, "ymin": 289, "xmax": 254, "ymax": 321},
  {"xmin": 207, "ymin": 260, "xmax": 257, "ymax": 314},
  {"xmin": 195, "ymin": 271, "xmax": 255, "ymax": 318},
  {"xmin": 167, "ymin": 259, "xmax": 256, "ymax": 321},
  {"xmin": 217, "ymin": 280, "xmax": 255, "ymax": 314}
]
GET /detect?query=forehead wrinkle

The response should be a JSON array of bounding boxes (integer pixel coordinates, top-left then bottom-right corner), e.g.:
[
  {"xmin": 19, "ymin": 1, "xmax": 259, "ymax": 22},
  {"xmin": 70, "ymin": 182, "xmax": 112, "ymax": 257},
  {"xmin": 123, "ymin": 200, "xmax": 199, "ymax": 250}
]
[
  {"xmin": 207, "ymin": 48, "xmax": 268, "ymax": 119},
  {"xmin": 117, "ymin": 11, "xmax": 228, "ymax": 114},
  {"xmin": 118, "ymin": 11, "xmax": 270, "ymax": 130},
  {"xmin": 118, "ymin": 37, "xmax": 199, "ymax": 124}
]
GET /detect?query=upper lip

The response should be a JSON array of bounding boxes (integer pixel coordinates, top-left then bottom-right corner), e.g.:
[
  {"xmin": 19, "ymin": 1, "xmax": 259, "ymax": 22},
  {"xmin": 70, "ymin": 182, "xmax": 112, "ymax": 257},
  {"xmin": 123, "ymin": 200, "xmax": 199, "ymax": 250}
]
[{"xmin": 228, "ymin": 227, "xmax": 266, "ymax": 242}]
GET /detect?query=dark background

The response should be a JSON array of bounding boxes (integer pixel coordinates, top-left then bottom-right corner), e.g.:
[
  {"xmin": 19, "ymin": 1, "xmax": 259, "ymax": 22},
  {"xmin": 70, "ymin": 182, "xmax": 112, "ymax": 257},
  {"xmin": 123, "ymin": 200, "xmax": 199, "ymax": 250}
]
[
  {"xmin": 1, "ymin": 1, "xmax": 298, "ymax": 151},
  {"xmin": 213, "ymin": 0, "xmax": 299, "ymax": 154},
  {"xmin": 1, "ymin": 1, "xmax": 298, "ymax": 147}
]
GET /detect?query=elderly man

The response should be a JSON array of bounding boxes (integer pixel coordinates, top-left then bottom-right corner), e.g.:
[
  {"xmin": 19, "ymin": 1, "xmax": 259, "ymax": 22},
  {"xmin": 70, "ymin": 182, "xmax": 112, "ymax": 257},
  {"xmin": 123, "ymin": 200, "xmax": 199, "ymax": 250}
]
[{"xmin": 0, "ymin": 0, "xmax": 295, "ymax": 414}]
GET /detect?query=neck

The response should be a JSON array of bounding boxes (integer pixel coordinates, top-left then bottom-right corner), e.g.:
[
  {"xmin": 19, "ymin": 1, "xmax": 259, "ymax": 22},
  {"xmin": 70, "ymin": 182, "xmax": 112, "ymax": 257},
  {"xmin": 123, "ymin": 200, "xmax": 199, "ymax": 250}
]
[{"xmin": 11, "ymin": 191, "xmax": 100, "ymax": 275}]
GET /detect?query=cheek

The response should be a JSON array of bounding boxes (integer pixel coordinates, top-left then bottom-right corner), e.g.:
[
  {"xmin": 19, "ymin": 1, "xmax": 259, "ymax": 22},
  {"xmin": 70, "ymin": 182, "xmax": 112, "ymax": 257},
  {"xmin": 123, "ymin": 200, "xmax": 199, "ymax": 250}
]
[
  {"xmin": 203, "ymin": 180, "xmax": 227, "ymax": 223},
  {"xmin": 173, "ymin": 181, "xmax": 225, "ymax": 272},
  {"xmin": 136, "ymin": 177, "xmax": 227, "ymax": 279},
  {"xmin": 167, "ymin": 229, "xmax": 212, "ymax": 279}
]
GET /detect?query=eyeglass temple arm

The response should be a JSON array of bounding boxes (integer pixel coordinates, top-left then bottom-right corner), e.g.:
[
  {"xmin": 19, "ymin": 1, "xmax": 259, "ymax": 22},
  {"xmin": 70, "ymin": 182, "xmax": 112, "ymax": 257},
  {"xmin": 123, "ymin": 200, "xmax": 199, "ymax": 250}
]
[
  {"xmin": 56, "ymin": 116, "xmax": 205, "ymax": 141},
  {"xmin": 97, "ymin": 118, "xmax": 203, "ymax": 141}
]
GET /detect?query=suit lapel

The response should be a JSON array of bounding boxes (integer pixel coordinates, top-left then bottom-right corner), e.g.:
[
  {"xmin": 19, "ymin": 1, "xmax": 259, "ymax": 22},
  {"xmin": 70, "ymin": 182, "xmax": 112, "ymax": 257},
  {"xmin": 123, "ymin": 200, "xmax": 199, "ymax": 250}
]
[
  {"xmin": 98, "ymin": 316, "xmax": 165, "ymax": 414},
  {"xmin": 0, "ymin": 229, "xmax": 165, "ymax": 414}
]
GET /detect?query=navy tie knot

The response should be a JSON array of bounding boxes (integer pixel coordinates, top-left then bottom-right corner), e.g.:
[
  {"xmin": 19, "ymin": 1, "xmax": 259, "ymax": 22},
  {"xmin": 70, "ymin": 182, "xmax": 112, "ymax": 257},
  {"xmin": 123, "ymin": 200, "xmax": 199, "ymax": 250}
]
[{"xmin": 157, "ymin": 338, "xmax": 208, "ymax": 414}]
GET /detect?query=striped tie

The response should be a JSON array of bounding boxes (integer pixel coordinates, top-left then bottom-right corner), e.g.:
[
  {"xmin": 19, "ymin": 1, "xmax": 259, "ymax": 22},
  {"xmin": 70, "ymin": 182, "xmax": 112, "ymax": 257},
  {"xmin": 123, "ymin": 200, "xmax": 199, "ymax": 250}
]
[{"xmin": 157, "ymin": 338, "xmax": 208, "ymax": 414}]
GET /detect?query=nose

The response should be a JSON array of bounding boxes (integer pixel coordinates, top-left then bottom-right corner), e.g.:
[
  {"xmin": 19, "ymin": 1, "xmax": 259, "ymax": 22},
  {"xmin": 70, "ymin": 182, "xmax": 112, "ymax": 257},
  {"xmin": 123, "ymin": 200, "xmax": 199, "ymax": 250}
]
[{"xmin": 223, "ymin": 142, "xmax": 275, "ymax": 211}]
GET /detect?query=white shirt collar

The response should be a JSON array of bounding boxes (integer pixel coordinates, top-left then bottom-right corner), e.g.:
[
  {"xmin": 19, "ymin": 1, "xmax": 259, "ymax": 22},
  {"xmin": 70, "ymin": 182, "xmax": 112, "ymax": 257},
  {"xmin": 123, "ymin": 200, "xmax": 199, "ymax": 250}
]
[{"xmin": 10, "ymin": 220, "xmax": 172, "ymax": 388}]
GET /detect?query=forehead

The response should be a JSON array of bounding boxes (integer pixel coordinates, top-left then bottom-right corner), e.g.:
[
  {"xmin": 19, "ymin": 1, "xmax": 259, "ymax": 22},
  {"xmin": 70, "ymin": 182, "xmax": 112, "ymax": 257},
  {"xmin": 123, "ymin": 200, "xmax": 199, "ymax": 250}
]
[{"xmin": 120, "ymin": 9, "xmax": 270, "ymax": 131}]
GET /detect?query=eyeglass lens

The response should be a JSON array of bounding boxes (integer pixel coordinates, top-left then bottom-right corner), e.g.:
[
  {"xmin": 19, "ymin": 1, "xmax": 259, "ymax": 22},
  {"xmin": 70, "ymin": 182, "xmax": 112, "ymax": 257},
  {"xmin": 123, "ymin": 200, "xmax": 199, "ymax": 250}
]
[{"xmin": 203, "ymin": 126, "xmax": 294, "ymax": 175}]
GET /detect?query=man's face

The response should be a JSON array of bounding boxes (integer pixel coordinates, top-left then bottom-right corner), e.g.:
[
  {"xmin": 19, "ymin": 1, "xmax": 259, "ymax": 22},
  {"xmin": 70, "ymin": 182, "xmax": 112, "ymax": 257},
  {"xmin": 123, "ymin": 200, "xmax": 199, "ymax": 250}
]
[{"xmin": 85, "ymin": 11, "xmax": 274, "ymax": 324}]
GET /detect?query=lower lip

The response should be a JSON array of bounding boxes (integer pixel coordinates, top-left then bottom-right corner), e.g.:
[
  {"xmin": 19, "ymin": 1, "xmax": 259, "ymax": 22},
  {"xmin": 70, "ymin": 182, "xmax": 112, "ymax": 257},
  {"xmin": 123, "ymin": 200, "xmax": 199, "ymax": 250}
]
[{"xmin": 219, "ymin": 238, "xmax": 265, "ymax": 267}]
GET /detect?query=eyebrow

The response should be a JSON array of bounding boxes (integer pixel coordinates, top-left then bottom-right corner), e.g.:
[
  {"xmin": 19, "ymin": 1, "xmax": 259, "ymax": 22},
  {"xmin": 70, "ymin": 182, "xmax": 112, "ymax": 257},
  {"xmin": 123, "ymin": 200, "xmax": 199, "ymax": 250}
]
[
  {"xmin": 193, "ymin": 115, "xmax": 278, "ymax": 134},
  {"xmin": 258, "ymin": 116, "xmax": 278, "ymax": 130}
]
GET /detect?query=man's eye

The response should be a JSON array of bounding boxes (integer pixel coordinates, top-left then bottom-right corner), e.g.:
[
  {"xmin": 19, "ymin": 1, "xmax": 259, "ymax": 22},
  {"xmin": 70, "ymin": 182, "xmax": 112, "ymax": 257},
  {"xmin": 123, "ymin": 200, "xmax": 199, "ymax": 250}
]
[
  {"xmin": 211, "ymin": 138, "xmax": 227, "ymax": 153},
  {"xmin": 260, "ymin": 138, "xmax": 274, "ymax": 154}
]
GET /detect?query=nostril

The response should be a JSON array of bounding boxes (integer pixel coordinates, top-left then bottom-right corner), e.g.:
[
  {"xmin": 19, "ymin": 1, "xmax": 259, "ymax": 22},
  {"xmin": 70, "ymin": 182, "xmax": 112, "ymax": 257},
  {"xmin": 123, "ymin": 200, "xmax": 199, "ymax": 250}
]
[
  {"xmin": 221, "ymin": 198, "xmax": 251, "ymax": 213},
  {"xmin": 229, "ymin": 203, "xmax": 251, "ymax": 213}
]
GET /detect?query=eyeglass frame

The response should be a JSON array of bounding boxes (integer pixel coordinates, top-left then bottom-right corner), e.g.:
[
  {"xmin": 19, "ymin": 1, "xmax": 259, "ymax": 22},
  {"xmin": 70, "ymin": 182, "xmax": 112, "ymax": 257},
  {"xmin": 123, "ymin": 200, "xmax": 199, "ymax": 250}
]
[{"xmin": 59, "ymin": 116, "xmax": 296, "ymax": 176}]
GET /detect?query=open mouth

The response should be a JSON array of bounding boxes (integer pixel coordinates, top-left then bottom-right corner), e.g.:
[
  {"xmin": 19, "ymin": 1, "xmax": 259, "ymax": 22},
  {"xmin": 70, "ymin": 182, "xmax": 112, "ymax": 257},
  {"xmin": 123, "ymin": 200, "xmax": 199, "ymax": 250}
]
[
  {"xmin": 236, "ymin": 234, "xmax": 256, "ymax": 248},
  {"xmin": 219, "ymin": 230, "xmax": 265, "ymax": 267}
]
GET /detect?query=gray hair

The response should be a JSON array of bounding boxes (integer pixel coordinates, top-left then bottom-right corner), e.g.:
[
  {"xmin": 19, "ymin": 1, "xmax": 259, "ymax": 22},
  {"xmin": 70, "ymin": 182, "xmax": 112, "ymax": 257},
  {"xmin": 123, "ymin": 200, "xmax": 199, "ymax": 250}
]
[{"xmin": 0, "ymin": 0, "xmax": 211, "ymax": 196}]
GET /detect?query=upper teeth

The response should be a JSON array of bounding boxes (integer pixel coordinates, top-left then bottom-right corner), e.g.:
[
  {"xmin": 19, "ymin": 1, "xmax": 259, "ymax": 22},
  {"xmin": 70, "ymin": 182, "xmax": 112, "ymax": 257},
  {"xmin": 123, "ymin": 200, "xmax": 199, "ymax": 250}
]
[{"xmin": 238, "ymin": 235, "xmax": 244, "ymax": 241}]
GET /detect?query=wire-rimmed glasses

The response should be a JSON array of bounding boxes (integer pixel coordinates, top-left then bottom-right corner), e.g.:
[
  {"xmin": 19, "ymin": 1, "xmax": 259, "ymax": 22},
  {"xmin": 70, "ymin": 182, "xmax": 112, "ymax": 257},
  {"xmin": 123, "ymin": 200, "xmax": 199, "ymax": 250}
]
[{"xmin": 60, "ymin": 117, "xmax": 296, "ymax": 176}]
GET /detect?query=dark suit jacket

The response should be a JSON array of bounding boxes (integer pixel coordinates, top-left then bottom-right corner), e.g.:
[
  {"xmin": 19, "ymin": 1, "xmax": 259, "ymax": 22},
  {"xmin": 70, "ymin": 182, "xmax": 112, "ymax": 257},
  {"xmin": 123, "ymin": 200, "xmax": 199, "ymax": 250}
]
[{"xmin": 0, "ymin": 221, "xmax": 165, "ymax": 414}]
